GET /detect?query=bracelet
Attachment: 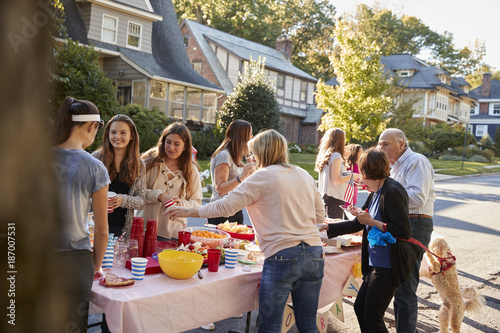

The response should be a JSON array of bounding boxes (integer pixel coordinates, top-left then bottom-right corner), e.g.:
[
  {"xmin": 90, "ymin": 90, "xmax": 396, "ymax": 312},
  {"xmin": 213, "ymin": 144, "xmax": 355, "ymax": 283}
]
[{"xmin": 236, "ymin": 175, "xmax": 241, "ymax": 183}]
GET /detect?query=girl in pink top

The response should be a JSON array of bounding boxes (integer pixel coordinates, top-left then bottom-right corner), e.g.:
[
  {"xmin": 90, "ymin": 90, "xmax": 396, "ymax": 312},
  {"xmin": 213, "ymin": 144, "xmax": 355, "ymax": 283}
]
[{"xmin": 346, "ymin": 144, "xmax": 363, "ymax": 206}]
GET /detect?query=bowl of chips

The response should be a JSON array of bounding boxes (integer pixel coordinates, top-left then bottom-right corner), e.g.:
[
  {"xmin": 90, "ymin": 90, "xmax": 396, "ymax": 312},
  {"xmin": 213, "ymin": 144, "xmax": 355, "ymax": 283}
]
[
  {"xmin": 189, "ymin": 227, "xmax": 230, "ymax": 249},
  {"xmin": 217, "ymin": 221, "xmax": 255, "ymax": 241}
]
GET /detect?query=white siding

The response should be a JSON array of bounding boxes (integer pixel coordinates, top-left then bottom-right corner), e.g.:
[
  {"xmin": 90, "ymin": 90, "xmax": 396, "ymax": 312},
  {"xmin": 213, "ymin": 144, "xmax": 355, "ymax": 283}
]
[
  {"xmin": 292, "ymin": 78, "xmax": 301, "ymax": 101},
  {"xmin": 401, "ymin": 92, "xmax": 425, "ymax": 116},
  {"xmin": 89, "ymin": 4, "xmax": 153, "ymax": 53},
  {"xmin": 127, "ymin": 0, "xmax": 150, "ymax": 12},
  {"xmin": 103, "ymin": 57, "xmax": 146, "ymax": 80},
  {"xmin": 307, "ymin": 82, "xmax": 315, "ymax": 104},
  {"xmin": 227, "ymin": 54, "xmax": 240, "ymax": 87},
  {"xmin": 215, "ymin": 48, "xmax": 227, "ymax": 72},
  {"xmin": 284, "ymin": 76, "xmax": 293, "ymax": 100}
]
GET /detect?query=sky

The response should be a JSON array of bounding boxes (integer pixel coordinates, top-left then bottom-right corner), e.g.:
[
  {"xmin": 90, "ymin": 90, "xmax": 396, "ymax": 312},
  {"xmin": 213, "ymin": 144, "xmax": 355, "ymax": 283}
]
[{"xmin": 331, "ymin": 0, "xmax": 500, "ymax": 71}]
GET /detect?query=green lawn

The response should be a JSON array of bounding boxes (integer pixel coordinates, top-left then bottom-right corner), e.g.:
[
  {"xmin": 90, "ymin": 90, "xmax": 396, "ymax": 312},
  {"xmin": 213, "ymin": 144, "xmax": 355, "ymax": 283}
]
[
  {"xmin": 429, "ymin": 159, "xmax": 500, "ymax": 176},
  {"xmin": 197, "ymin": 153, "xmax": 499, "ymax": 196}
]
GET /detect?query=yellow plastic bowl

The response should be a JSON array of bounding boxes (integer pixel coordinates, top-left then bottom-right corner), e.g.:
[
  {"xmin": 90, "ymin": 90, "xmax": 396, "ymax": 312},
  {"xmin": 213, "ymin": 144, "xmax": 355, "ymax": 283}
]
[{"xmin": 158, "ymin": 250, "xmax": 204, "ymax": 279}]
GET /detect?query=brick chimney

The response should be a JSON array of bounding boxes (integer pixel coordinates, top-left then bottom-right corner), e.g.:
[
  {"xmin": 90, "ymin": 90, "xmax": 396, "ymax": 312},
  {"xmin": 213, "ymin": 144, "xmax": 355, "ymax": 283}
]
[
  {"xmin": 276, "ymin": 35, "xmax": 293, "ymax": 61},
  {"xmin": 481, "ymin": 72, "xmax": 492, "ymax": 97}
]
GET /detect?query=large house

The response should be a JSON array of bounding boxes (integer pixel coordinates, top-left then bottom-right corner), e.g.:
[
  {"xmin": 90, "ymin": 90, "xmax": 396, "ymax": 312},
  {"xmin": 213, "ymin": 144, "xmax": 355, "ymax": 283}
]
[
  {"xmin": 60, "ymin": 0, "xmax": 224, "ymax": 124},
  {"xmin": 469, "ymin": 73, "xmax": 500, "ymax": 143},
  {"xmin": 380, "ymin": 54, "xmax": 477, "ymax": 127},
  {"xmin": 180, "ymin": 19, "xmax": 323, "ymax": 144}
]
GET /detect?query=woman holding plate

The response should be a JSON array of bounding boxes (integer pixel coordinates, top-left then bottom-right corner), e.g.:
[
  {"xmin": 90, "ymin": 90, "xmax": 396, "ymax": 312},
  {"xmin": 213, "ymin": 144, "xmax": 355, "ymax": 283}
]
[{"xmin": 319, "ymin": 148, "xmax": 414, "ymax": 333}]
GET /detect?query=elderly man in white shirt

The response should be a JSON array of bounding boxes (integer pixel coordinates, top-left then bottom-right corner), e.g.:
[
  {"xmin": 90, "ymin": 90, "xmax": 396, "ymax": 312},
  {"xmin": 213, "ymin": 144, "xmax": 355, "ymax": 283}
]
[{"xmin": 378, "ymin": 128, "xmax": 435, "ymax": 333}]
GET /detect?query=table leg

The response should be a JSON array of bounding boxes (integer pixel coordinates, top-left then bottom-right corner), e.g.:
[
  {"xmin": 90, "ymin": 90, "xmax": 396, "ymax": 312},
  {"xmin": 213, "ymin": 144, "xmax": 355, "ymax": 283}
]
[{"xmin": 227, "ymin": 311, "xmax": 252, "ymax": 333}]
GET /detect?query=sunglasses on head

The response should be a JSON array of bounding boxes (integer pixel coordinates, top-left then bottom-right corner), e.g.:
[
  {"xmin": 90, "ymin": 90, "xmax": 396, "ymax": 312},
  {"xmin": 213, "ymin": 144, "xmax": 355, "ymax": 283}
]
[{"xmin": 95, "ymin": 120, "xmax": 104, "ymax": 130}]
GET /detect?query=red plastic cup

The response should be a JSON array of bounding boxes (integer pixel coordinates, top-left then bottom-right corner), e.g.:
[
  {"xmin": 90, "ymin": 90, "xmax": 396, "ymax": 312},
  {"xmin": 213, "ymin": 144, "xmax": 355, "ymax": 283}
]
[
  {"xmin": 107, "ymin": 191, "xmax": 117, "ymax": 213},
  {"xmin": 207, "ymin": 249, "xmax": 222, "ymax": 272},
  {"xmin": 178, "ymin": 231, "xmax": 191, "ymax": 246},
  {"xmin": 163, "ymin": 199, "xmax": 175, "ymax": 209}
]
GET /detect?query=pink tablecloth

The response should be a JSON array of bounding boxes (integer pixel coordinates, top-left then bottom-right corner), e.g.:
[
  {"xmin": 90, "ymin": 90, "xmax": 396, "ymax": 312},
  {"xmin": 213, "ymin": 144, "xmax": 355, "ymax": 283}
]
[{"xmin": 90, "ymin": 246, "xmax": 360, "ymax": 333}]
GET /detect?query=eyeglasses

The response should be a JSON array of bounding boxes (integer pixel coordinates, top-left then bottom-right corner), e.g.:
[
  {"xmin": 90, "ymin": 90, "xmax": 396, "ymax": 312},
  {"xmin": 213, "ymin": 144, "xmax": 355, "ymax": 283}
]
[{"xmin": 95, "ymin": 120, "xmax": 104, "ymax": 130}]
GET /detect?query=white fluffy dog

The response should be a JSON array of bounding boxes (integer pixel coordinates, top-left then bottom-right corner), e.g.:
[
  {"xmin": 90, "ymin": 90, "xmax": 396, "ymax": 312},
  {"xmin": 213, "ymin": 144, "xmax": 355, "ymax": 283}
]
[{"xmin": 420, "ymin": 237, "xmax": 484, "ymax": 333}]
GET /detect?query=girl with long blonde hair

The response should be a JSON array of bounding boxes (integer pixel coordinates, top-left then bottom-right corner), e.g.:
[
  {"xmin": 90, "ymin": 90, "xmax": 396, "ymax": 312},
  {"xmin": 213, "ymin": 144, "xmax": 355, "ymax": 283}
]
[{"xmin": 315, "ymin": 128, "xmax": 360, "ymax": 218}]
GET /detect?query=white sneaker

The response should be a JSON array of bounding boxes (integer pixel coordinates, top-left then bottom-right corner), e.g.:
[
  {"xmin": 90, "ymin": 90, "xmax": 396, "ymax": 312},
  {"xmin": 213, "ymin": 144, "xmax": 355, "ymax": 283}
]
[{"xmin": 201, "ymin": 323, "xmax": 215, "ymax": 330}]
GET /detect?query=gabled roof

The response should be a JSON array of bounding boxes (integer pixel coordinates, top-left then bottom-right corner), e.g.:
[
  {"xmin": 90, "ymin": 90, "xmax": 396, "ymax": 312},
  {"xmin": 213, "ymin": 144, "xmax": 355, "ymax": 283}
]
[
  {"xmin": 380, "ymin": 54, "xmax": 475, "ymax": 99},
  {"xmin": 470, "ymin": 79, "xmax": 500, "ymax": 100},
  {"xmin": 63, "ymin": 0, "xmax": 222, "ymax": 92},
  {"xmin": 182, "ymin": 19, "xmax": 317, "ymax": 94}
]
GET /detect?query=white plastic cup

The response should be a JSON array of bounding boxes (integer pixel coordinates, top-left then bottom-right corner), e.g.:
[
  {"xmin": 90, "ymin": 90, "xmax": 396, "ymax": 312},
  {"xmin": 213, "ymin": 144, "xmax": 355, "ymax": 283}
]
[
  {"xmin": 204, "ymin": 223, "xmax": 217, "ymax": 231},
  {"xmin": 237, "ymin": 250, "xmax": 249, "ymax": 261},
  {"xmin": 108, "ymin": 191, "xmax": 117, "ymax": 213},
  {"xmin": 131, "ymin": 257, "xmax": 148, "ymax": 280},
  {"xmin": 224, "ymin": 249, "xmax": 239, "ymax": 269}
]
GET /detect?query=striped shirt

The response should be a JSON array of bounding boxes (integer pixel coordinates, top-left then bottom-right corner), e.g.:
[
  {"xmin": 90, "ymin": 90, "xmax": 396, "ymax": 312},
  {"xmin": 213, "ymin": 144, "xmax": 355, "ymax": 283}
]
[{"xmin": 390, "ymin": 148, "xmax": 435, "ymax": 216}]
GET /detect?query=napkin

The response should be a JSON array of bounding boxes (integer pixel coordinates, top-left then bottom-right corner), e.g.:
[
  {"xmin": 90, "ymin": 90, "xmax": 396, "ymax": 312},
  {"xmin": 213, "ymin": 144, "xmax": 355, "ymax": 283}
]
[{"xmin": 368, "ymin": 227, "xmax": 396, "ymax": 247}]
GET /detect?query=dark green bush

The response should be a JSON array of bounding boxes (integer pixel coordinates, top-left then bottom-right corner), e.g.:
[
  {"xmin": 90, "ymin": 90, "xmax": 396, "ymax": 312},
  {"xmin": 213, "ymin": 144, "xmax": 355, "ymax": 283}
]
[
  {"xmin": 191, "ymin": 127, "xmax": 225, "ymax": 160},
  {"xmin": 438, "ymin": 154, "xmax": 464, "ymax": 161},
  {"xmin": 118, "ymin": 104, "xmax": 170, "ymax": 153}
]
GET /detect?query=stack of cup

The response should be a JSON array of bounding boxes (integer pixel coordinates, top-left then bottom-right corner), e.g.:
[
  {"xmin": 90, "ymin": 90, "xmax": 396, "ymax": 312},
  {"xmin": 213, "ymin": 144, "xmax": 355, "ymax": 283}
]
[
  {"xmin": 143, "ymin": 219, "xmax": 158, "ymax": 257},
  {"xmin": 224, "ymin": 249, "xmax": 239, "ymax": 269},
  {"xmin": 131, "ymin": 257, "xmax": 148, "ymax": 280},
  {"xmin": 129, "ymin": 217, "xmax": 144, "ymax": 257}
]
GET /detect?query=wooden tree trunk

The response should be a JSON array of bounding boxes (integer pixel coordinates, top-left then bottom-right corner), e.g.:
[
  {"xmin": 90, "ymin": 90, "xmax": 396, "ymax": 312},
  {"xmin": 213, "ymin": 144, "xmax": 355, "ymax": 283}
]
[{"xmin": 0, "ymin": 1, "xmax": 69, "ymax": 332}]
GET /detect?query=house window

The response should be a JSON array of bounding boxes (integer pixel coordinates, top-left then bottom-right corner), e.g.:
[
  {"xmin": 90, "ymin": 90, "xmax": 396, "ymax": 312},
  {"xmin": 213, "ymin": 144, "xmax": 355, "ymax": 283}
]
[
  {"xmin": 102, "ymin": 15, "xmax": 118, "ymax": 44},
  {"xmin": 127, "ymin": 22, "xmax": 142, "ymax": 49},
  {"xmin": 399, "ymin": 71, "xmax": 410, "ymax": 77},
  {"xmin": 149, "ymin": 80, "xmax": 167, "ymax": 112},
  {"xmin": 168, "ymin": 84, "xmax": 185, "ymax": 119},
  {"xmin": 192, "ymin": 61, "xmax": 202, "ymax": 74},
  {"xmin": 475, "ymin": 125, "xmax": 488, "ymax": 137},
  {"xmin": 300, "ymin": 81, "xmax": 307, "ymax": 102},
  {"xmin": 131, "ymin": 80, "xmax": 146, "ymax": 107},
  {"xmin": 116, "ymin": 80, "xmax": 132, "ymax": 106},
  {"xmin": 277, "ymin": 74, "xmax": 285, "ymax": 89},
  {"xmin": 471, "ymin": 105, "xmax": 478, "ymax": 115},
  {"xmin": 186, "ymin": 88, "xmax": 202, "ymax": 121},
  {"xmin": 493, "ymin": 104, "xmax": 500, "ymax": 115},
  {"xmin": 202, "ymin": 92, "xmax": 217, "ymax": 124}
]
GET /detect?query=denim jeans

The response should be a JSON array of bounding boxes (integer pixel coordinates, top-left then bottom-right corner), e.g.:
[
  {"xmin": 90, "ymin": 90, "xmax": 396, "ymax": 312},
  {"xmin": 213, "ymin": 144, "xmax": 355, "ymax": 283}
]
[
  {"xmin": 258, "ymin": 242, "xmax": 325, "ymax": 333},
  {"xmin": 393, "ymin": 217, "xmax": 433, "ymax": 333}
]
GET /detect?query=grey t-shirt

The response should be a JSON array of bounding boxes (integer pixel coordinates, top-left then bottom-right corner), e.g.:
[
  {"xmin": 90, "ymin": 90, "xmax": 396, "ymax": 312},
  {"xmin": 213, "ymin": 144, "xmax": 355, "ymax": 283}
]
[
  {"xmin": 53, "ymin": 148, "xmax": 110, "ymax": 251},
  {"xmin": 209, "ymin": 149, "xmax": 242, "ymax": 202}
]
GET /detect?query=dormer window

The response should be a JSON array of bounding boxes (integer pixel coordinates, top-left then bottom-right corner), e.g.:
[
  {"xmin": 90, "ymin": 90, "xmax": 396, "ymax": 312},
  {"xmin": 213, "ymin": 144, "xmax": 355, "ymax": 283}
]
[
  {"xmin": 102, "ymin": 14, "xmax": 118, "ymax": 44},
  {"xmin": 127, "ymin": 22, "xmax": 142, "ymax": 49},
  {"xmin": 399, "ymin": 71, "xmax": 410, "ymax": 77}
]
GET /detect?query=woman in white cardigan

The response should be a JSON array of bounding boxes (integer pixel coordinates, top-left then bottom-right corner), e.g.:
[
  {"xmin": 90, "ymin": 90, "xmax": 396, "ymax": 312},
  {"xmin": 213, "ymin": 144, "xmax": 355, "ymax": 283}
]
[
  {"xmin": 166, "ymin": 130, "xmax": 325, "ymax": 332},
  {"xmin": 137, "ymin": 122, "xmax": 202, "ymax": 240}
]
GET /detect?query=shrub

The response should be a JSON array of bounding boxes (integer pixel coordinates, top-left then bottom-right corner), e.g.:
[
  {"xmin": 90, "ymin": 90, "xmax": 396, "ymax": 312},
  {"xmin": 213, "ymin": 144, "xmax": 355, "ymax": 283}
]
[
  {"xmin": 119, "ymin": 104, "xmax": 170, "ymax": 153},
  {"xmin": 191, "ymin": 127, "xmax": 225, "ymax": 160},
  {"xmin": 468, "ymin": 155, "xmax": 489, "ymax": 163},
  {"xmin": 300, "ymin": 143, "xmax": 317, "ymax": 154},
  {"xmin": 438, "ymin": 154, "xmax": 464, "ymax": 161},
  {"xmin": 451, "ymin": 147, "xmax": 493, "ymax": 162},
  {"xmin": 288, "ymin": 143, "xmax": 302, "ymax": 153}
]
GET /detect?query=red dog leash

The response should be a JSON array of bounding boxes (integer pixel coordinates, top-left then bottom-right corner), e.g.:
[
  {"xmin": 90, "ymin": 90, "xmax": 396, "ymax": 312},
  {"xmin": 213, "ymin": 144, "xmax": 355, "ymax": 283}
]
[{"xmin": 398, "ymin": 237, "xmax": 456, "ymax": 275}]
